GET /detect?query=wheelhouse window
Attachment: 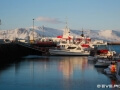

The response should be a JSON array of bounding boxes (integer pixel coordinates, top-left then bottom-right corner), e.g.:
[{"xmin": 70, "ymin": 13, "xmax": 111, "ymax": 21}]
[
  {"xmin": 77, "ymin": 47, "xmax": 81, "ymax": 50},
  {"xmin": 67, "ymin": 47, "xmax": 76, "ymax": 49}
]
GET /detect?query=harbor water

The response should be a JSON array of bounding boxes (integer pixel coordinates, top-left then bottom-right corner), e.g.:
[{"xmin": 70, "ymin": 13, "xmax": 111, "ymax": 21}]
[{"xmin": 0, "ymin": 45, "xmax": 120, "ymax": 90}]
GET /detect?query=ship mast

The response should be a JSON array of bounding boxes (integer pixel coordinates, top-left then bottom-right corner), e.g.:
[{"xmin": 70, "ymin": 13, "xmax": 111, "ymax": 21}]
[
  {"xmin": 65, "ymin": 17, "xmax": 68, "ymax": 29},
  {"xmin": 64, "ymin": 17, "xmax": 70, "ymax": 35},
  {"xmin": 42, "ymin": 25, "xmax": 44, "ymax": 38}
]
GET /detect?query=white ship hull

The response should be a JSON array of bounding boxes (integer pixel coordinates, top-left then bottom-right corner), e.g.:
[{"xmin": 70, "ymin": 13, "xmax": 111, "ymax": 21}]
[{"xmin": 49, "ymin": 49, "xmax": 90, "ymax": 56}]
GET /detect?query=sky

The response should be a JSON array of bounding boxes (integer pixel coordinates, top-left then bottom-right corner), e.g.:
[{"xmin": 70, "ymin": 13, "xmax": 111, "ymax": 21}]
[{"xmin": 0, "ymin": 0, "xmax": 120, "ymax": 30}]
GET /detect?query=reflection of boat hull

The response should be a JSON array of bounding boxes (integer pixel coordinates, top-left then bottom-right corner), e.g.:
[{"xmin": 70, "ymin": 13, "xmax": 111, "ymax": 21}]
[
  {"xmin": 94, "ymin": 62, "xmax": 109, "ymax": 67},
  {"xmin": 116, "ymin": 61, "xmax": 120, "ymax": 81},
  {"xmin": 88, "ymin": 56, "xmax": 96, "ymax": 61},
  {"xmin": 49, "ymin": 49, "xmax": 90, "ymax": 56}
]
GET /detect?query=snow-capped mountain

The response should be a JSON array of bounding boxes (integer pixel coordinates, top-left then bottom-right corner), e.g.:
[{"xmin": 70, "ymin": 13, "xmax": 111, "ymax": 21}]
[{"xmin": 0, "ymin": 26, "xmax": 120, "ymax": 41}]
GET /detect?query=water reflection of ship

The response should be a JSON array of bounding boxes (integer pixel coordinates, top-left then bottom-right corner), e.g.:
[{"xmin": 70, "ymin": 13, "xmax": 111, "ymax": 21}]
[{"xmin": 59, "ymin": 57, "xmax": 89, "ymax": 79}]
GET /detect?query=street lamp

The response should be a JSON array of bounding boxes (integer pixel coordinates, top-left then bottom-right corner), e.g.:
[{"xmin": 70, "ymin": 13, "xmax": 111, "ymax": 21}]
[
  {"xmin": 33, "ymin": 19, "xmax": 34, "ymax": 41},
  {"xmin": 0, "ymin": 19, "xmax": 1, "ymax": 25},
  {"xmin": 0, "ymin": 19, "xmax": 1, "ymax": 30}
]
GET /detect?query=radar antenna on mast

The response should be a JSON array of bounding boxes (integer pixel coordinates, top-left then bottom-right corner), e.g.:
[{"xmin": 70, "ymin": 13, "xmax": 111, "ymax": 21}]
[{"xmin": 81, "ymin": 28, "xmax": 84, "ymax": 37}]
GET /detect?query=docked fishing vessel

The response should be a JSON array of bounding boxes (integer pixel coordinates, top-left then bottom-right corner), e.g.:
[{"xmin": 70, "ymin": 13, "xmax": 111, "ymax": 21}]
[{"xmin": 49, "ymin": 24, "xmax": 90, "ymax": 56}]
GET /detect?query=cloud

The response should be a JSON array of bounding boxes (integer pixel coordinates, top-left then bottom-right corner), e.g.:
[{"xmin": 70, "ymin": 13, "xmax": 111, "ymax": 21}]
[{"xmin": 36, "ymin": 16, "xmax": 64, "ymax": 24}]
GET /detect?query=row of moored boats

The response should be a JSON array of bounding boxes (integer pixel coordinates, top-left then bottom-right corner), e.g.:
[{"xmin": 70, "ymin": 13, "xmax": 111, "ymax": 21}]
[{"xmin": 48, "ymin": 25, "xmax": 120, "ymax": 81}]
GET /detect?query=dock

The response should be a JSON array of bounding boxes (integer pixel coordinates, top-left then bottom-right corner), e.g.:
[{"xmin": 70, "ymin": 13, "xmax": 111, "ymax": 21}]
[
  {"xmin": 0, "ymin": 41, "xmax": 55, "ymax": 65},
  {"xmin": 107, "ymin": 42, "xmax": 120, "ymax": 45}
]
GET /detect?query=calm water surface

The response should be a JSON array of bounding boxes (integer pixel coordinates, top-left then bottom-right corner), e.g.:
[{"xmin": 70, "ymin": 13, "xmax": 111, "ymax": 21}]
[
  {"xmin": 0, "ymin": 56, "xmax": 119, "ymax": 90},
  {"xmin": 0, "ymin": 45, "xmax": 120, "ymax": 90}
]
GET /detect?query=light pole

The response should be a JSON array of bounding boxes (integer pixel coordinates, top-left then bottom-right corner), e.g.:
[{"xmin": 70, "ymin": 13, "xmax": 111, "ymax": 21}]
[
  {"xmin": 0, "ymin": 19, "xmax": 1, "ymax": 30},
  {"xmin": 0, "ymin": 19, "xmax": 1, "ymax": 25},
  {"xmin": 42, "ymin": 25, "xmax": 44, "ymax": 38},
  {"xmin": 33, "ymin": 19, "xmax": 34, "ymax": 41}
]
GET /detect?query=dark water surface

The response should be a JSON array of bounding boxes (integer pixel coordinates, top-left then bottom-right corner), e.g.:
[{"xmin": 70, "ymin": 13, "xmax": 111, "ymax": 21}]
[
  {"xmin": 0, "ymin": 56, "xmax": 118, "ymax": 90},
  {"xmin": 0, "ymin": 45, "xmax": 120, "ymax": 90}
]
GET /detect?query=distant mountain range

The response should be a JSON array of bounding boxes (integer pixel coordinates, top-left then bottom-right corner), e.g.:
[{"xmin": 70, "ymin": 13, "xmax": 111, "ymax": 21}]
[{"xmin": 0, "ymin": 26, "xmax": 120, "ymax": 41}]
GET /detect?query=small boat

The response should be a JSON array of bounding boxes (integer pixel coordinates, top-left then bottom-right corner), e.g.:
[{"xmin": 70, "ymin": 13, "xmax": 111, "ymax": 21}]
[
  {"xmin": 94, "ymin": 61, "xmax": 110, "ymax": 67},
  {"xmin": 95, "ymin": 57, "xmax": 117, "ymax": 67},
  {"xmin": 104, "ymin": 63, "xmax": 116, "ymax": 75},
  {"xmin": 91, "ymin": 42, "xmax": 116, "ymax": 59},
  {"xmin": 96, "ymin": 50, "xmax": 116, "ymax": 59},
  {"xmin": 97, "ymin": 59, "xmax": 116, "ymax": 64}
]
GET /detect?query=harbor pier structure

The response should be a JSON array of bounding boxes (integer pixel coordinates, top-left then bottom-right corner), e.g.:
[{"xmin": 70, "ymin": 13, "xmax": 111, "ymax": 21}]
[{"xmin": 0, "ymin": 42, "xmax": 54, "ymax": 64}]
